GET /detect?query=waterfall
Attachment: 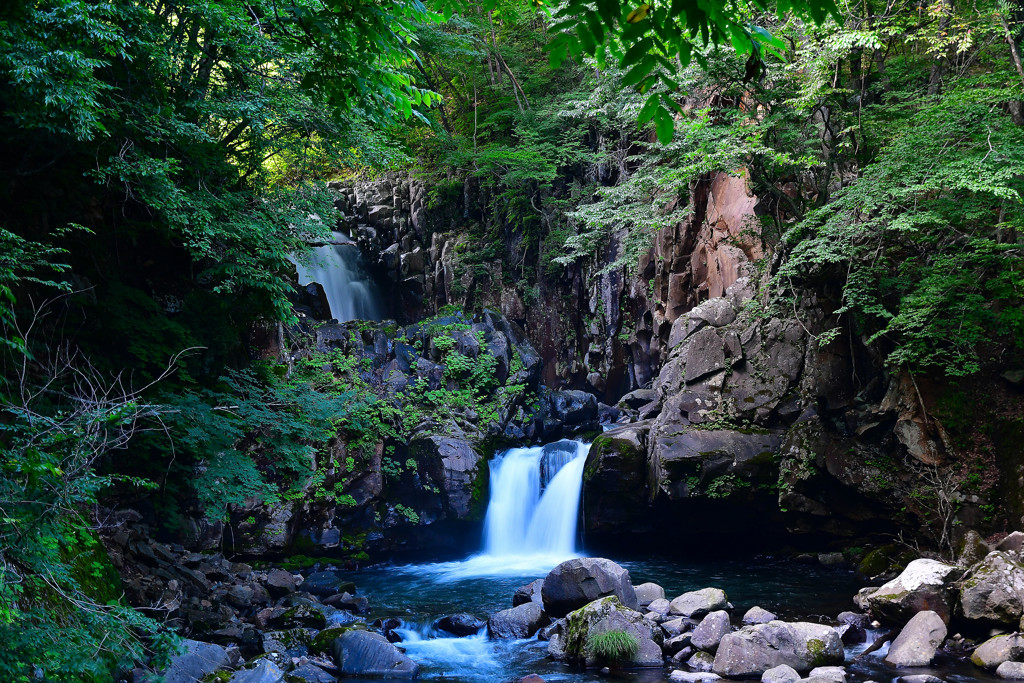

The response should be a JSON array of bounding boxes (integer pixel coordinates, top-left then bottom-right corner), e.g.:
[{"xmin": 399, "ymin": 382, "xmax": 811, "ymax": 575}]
[
  {"xmin": 293, "ymin": 231, "xmax": 380, "ymax": 322},
  {"xmin": 482, "ymin": 440, "xmax": 590, "ymax": 559}
]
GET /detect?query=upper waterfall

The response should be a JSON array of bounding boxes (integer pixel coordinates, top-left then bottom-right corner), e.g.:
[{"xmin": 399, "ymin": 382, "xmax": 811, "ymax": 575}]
[{"xmin": 293, "ymin": 230, "xmax": 381, "ymax": 322}]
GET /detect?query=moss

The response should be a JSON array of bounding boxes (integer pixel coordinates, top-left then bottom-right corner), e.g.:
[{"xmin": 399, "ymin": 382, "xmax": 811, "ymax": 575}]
[
  {"xmin": 806, "ymin": 638, "xmax": 829, "ymax": 666},
  {"xmin": 200, "ymin": 672, "xmax": 232, "ymax": 683},
  {"xmin": 310, "ymin": 626, "xmax": 350, "ymax": 654}
]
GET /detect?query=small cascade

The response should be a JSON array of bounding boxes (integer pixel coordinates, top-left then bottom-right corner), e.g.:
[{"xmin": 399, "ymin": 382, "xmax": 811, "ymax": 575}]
[
  {"xmin": 293, "ymin": 230, "xmax": 380, "ymax": 322},
  {"xmin": 482, "ymin": 440, "xmax": 590, "ymax": 559}
]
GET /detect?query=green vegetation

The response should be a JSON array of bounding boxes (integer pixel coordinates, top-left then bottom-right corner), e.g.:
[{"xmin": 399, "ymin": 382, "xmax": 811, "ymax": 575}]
[{"xmin": 586, "ymin": 629, "xmax": 640, "ymax": 665}]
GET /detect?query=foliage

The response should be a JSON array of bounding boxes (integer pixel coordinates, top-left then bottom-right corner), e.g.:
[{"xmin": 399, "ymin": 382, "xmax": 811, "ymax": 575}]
[{"xmin": 586, "ymin": 629, "xmax": 640, "ymax": 664}]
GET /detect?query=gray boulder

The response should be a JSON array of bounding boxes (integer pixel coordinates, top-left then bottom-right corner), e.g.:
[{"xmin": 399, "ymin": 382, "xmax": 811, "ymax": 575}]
[
  {"xmin": 542, "ymin": 557, "xmax": 637, "ymax": 618},
  {"xmin": 895, "ymin": 676, "xmax": 943, "ymax": 683},
  {"xmin": 884, "ymin": 610, "xmax": 946, "ymax": 667},
  {"xmin": 228, "ymin": 660, "xmax": 285, "ymax": 683},
  {"xmin": 688, "ymin": 651, "xmax": 716, "ymax": 672},
  {"xmin": 635, "ymin": 582, "xmax": 666, "ymax": 607},
  {"xmin": 864, "ymin": 559, "xmax": 961, "ymax": 624},
  {"xmin": 744, "ymin": 606, "xmax": 778, "ymax": 625},
  {"xmin": 330, "ymin": 630, "xmax": 419, "ymax": 678},
  {"xmin": 762, "ymin": 664, "xmax": 801, "ymax": 683},
  {"xmin": 713, "ymin": 621, "xmax": 844, "ymax": 677},
  {"xmin": 488, "ymin": 602, "xmax": 549, "ymax": 639},
  {"xmin": 649, "ymin": 598, "xmax": 672, "ymax": 615},
  {"xmin": 997, "ymin": 662, "xmax": 1024, "ymax": 679},
  {"xmin": 547, "ymin": 595, "xmax": 663, "ymax": 668},
  {"xmin": 513, "ymin": 578, "xmax": 544, "ymax": 607},
  {"xmin": 287, "ymin": 663, "xmax": 335, "ymax": 682},
  {"xmin": 808, "ymin": 666, "xmax": 846, "ymax": 683},
  {"xmin": 670, "ymin": 588, "xmax": 729, "ymax": 618},
  {"xmin": 692, "ymin": 610, "xmax": 732, "ymax": 652},
  {"xmin": 662, "ymin": 616, "xmax": 693, "ymax": 637},
  {"xmin": 155, "ymin": 639, "xmax": 231, "ymax": 683},
  {"xmin": 971, "ymin": 634, "xmax": 1024, "ymax": 669},
  {"xmin": 959, "ymin": 551, "xmax": 1024, "ymax": 629},
  {"xmin": 435, "ymin": 613, "xmax": 485, "ymax": 636},
  {"xmin": 670, "ymin": 672, "xmax": 722, "ymax": 683},
  {"xmin": 301, "ymin": 571, "xmax": 354, "ymax": 597}
]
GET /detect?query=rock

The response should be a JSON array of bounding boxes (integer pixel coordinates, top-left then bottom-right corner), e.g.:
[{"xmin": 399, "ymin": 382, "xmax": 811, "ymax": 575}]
[
  {"xmin": 407, "ymin": 435, "xmax": 484, "ymax": 519},
  {"xmin": 620, "ymin": 389, "xmax": 659, "ymax": 409},
  {"xmin": 808, "ymin": 666, "xmax": 846, "ymax": 683},
  {"xmin": 517, "ymin": 676, "xmax": 546, "ymax": 683},
  {"xmin": 884, "ymin": 610, "xmax": 946, "ymax": 667},
  {"xmin": 664, "ymin": 633, "xmax": 693, "ymax": 655},
  {"xmin": 895, "ymin": 676, "xmax": 944, "ymax": 683},
  {"xmin": 265, "ymin": 569, "xmax": 303, "ymax": 597},
  {"xmin": 683, "ymin": 328, "xmax": 727, "ymax": 382},
  {"xmin": 541, "ymin": 557, "xmax": 638, "ymax": 618},
  {"xmin": 762, "ymin": 664, "xmax": 801, "ymax": 683},
  {"xmin": 712, "ymin": 621, "xmax": 844, "ymax": 677},
  {"xmin": 670, "ymin": 588, "xmax": 729, "ymax": 618},
  {"xmin": 548, "ymin": 595, "xmax": 663, "ymax": 668},
  {"xmin": 435, "ymin": 613, "xmax": 485, "ymax": 637},
  {"xmin": 997, "ymin": 532, "xmax": 1024, "ymax": 553},
  {"xmin": 864, "ymin": 559, "xmax": 961, "ymax": 624},
  {"xmin": 669, "ymin": 672, "xmax": 721, "ymax": 682},
  {"xmin": 853, "ymin": 587, "xmax": 878, "ymax": 612},
  {"xmin": 688, "ymin": 651, "xmax": 716, "ymax": 671},
  {"xmin": 744, "ymin": 606, "xmax": 778, "ymax": 625},
  {"xmin": 323, "ymin": 591, "xmax": 369, "ymax": 614},
  {"xmin": 997, "ymin": 662, "xmax": 1024, "ymax": 679},
  {"xmin": 836, "ymin": 623, "xmax": 866, "ymax": 645},
  {"xmin": 635, "ymin": 582, "xmax": 666, "ymax": 607},
  {"xmin": 301, "ymin": 571, "xmax": 355, "ymax": 597},
  {"xmin": 488, "ymin": 602, "xmax": 550, "ymax": 639},
  {"xmin": 836, "ymin": 612, "xmax": 871, "ymax": 629},
  {"xmin": 971, "ymin": 634, "xmax": 1024, "ymax": 669},
  {"xmin": 692, "ymin": 610, "xmax": 732, "ymax": 652},
  {"xmin": 154, "ymin": 639, "xmax": 231, "ymax": 683},
  {"xmin": 513, "ymin": 579, "xmax": 545, "ymax": 607},
  {"xmin": 662, "ymin": 617, "xmax": 693, "ymax": 637},
  {"xmin": 690, "ymin": 298, "xmax": 737, "ymax": 327},
  {"xmin": 649, "ymin": 598, "xmax": 672, "ymax": 615},
  {"xmin": 959, "ymin": 551, "xmax": 1024, "ymax": 629},
  {"xmin": 228, "ymin": 659, "xmax": 285, "ymax": 683},
  {"xmin": 287, "ymin": 663, "xmax": 335, "ymax": 682},
  {"xmin": 330, "ymin": 630, "xmax": 419, "ymax": 678},
  {"xmin": 958, "ymin": 530, "xmax": 992, "ymax": 567}
]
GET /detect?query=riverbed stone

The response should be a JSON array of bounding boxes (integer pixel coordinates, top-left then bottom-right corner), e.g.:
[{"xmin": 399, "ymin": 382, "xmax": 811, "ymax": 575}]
[
  {"xmin": 670, "ymin": 588, "xmax": 729, "ymax": 618},
  {"xmin": 287, "ymin": 662, "xmax": 335, "ymax": 683},
  {"xmin": 649, "ymin": 598, "xmax": 672, "ymax": 615},
  {"xmin": 436, "ymin": 613, "xmax": 485, "ymax": 636},
  {"xmin": 692, "ymin": 610, "xmax": 731, "ymax": 652},
  {"xmin": 549, "ymin": 595, "xmax": 663, "ymax": 668},
  {"xmin": 228, "ymin": 659, "xmax": 285, "ymax": 683},
  {"xmin": 541, "ymin": 557, "xmax": 638, "ymax": 618},
  {"xmin": 662, "ymin": 616, "xmax": 693, "ymax": 637},
  {"xmin": 762, "ymin": 664, "xmax": 801, "ymax": 683},
  {"xmin": 712, "ymin": 621, "xmax": 844, "ymax": 677},
  {"xmin": 301, "ymin": 571, "xmax": 355, "ymax": 597},
  {"xmin": 513, "ymin": 579, "xmax": 545, "ymax": 607},
  {"xmin": 330, "ymin": 630, "xmax": 419, "ymax": 678},
  {"xmin": 997, "ymin": 662, "xmax": 1024, "ymax": 679},
  {"xmin": 688, "ymin": 651, "xmax": 716, "ymax": 672},
  {"xmin": 670, "ymin": 671, "xmax": 722, "ymax": 682},
  {"xmin": 808, "ymin": 666, "xmax": 846, "ymax": 683},
  {"xmin": 864, "ymin": 559, "xmax": 961, "ymax": 624},
  {"xmin": 153, "ymin": 639, "xmax": 231, "ymax": 683},
  {"xmin": 959, "ymin": 551, "xmax": 1024, "ymax": 629},
  {"xmin": 884, "ymin": 610, "xmax": 946, "ymax": 667},
  {"xmin": 971, "ymin": 634, "xmax": 1024, "ymax": 669},
  {"xmin": 635, "ymin": 582, "xmax": 666, "ymax": 606},
  {"xmin": 744, "ymin": 606, "xmax": 778, "ymax": 625},
  {"xmin": 894, "ymin": 676, "xmax": 944, "ymax": 683},
  {"xmin": 664, "ymin": 633, "xmax": 693, "ymax": 655},
  {"xmin": 488, "ymin": 601, "xmax": 550, "ymax": 639}
]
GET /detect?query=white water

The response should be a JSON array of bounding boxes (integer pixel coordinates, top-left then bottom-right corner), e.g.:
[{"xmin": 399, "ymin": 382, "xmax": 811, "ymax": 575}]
[{"xmin": 293, "ymin": 230, "xmax": 380, "ymax": 322}]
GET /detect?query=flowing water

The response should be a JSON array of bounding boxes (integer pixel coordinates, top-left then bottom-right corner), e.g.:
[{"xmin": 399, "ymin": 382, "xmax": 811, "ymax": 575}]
[{"xmin": 292, "ymin": 230, "xmax": 380, "ymax": 322}]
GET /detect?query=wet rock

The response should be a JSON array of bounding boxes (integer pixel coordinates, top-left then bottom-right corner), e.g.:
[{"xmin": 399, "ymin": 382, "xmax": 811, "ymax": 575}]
[
  {"xmin": 808, "ymin": 666, "xmax": 846, "ymax": 683},
  {"xmin": 688, "ymin": 651, "xmax": 716, "ymax": 672},
  {"xmin": 864, "ymin": 559, "xmax": 961, "ymax": 624},
  {"xmin": 513, "ymin": 579, "xmax": 545, "ymax": 607},
  {"xmin": 663, "ymin": 633, "xmax": 693, "ymax": 655},
  {"xmin": 323, "ymin": 591, "xmax": 369, "ymax": 614},
  {"xmin": 435, "ymin": 613, "xmax": 485, "ymax": 637},
  {"xmin": 670, "ymin": 588, "xmax": 729, "ymax": 618},
  {"xmin": 762, "ymin": 664, "xmax": 801, "ymax": 683},
  {"xmin": 154, "ymin": 639, "xmax": 231, "ymax": 683},
  {"xmin": 836, "ymin": 623, "xmax": 866, "ymax": 645},
  {"xmin": 330, "ymin": 630, "xmax": 419, "ymax": 678},
  {"xmin": 649, "ymin": 598, "xmax": 671, "ymax": 615},
  {"xmin": 635, "ymin": 582, "xmax": 666, "ymax": 607},
  {"xmin": 302, "ymin": 571, "xmax": 355, "ymax": 597},
  {"xmin": 669, "ymin": 672, "xmax": 721, "ymax": 682},
  {"xmin": 549, "ymin": 595, "xmax": 664, "ymax": 668},
  {"xmin": 692, "ymin": 610, "xmax": 732, "ymax": 652},
  {"xmin": 264, "ymin": 569, "xmax": 303, "ymax": 597},
  {"xmin": 517, "ymin": 676, "xmax": 546, "ymax": 683},
  {"xmin": 288, "ymin": 662, "xmax": 336, "ymax": 682},
  {"xmin": 744, "ymin": 606, "xmax": 777, "ymax": 625},
  {"xmin": 895, "ymin": 676, "xmax": 944, "ymax": 683},
  {"xmin": 959, "ymin": 551, "xmax": 1024, "ymax": 629},
  {"xmin": 971, "ymin": 634, "xmax": 1024, "ymax": 669},
  {"xmin": 884, "ymin": 610, "xmax": 946, "ymax": 667},
  {"xmin": 542, "ymin": 557, "xmax": 638, "ymax": 618},
  {"xmin": 997, "ymin": 662, "xmax": 1024, "ymax": 679},
  {"xmin": 228, "ymin": 659, "xmax": 285, "ymax": 683},
  {"xmin": 488, "ymin": 602, "xmax": 550, "ymax": 639},
  {"xmin": 712, "ymin": 621, "xmax": 844, "ymax": 677}
]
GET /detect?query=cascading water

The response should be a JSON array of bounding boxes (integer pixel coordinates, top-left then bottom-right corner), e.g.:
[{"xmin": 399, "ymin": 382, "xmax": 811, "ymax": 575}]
[{"xmin": 293, "ymin": 230, "xmax": 380, "ymax": 322}]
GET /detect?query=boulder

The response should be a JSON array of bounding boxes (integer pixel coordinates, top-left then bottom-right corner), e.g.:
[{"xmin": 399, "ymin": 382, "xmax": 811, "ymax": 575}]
[
  {"xmin": 301, "ymin": 571, "xmax": 355, "ymax": 597},
  {"xmin": 513, "ymin": 579, "xmax": 544, "ymax": 607},
  {"xmin": 548, "ymin": 595, "xmax": 663, "ymax": 668},
  {"xmin": 649, "ymin": 598, "xmax": 672, "ymax": 615},
  {"xmin": 635, "ymin": 582, "xmax": 666, "ymax": 607},
  {"xmin": 808, "ymin": 666, "xmax": 846, "ymax": 683},
  {"xmin": 971, "ymin": 634, "xmax": 1024, "ymax": 669},
  {"xmin": 228, "ymin": 659, "xmax": 285, "ymax": 683},
  {"xmin": 884, "ymin": 610, "xmax": 946, "ymax": 667},
  {"xmin": 895, "ymin": 676, "xmax": 943, "ymax": 683},
  {"xmin": 154, "ymin": 639, "xmax": 231, "ymax": 683},
  {"xmin": 712, "ymin": 621, "xmax": 844, "ymax": 677},
  {"xmin": 287, "ymin": 663, "xmax": 335, "ymax": 682},
  {"xmin": 435, "ymin": 613, "xmax": 485, "ymax": 637},
  {"xmin": 744, "ymin": 606, "xmax": 778, "ymax": 625},
  {"xmin": 997, "ymin": 532, "xmax": 1024, "ymax": 553},
  {"xmin": 330, "ymin": 630, "xmax": 419, "ymax": 678},
  {"xmin": 998, "ymin": 662, "xmax": 1024, "ymax": 679},
  {"xmin": 542, "ymin": 557, "xmax": 638, "ymax": 618},
  {"xmin": 959, "ymin": 552, "xmax": 1024, "ymax": 629},
  {"xmin": 670, "ymin": 672, "xmax": 722, "ymax": 683},
  {"xmin": 488, "ymin": 602, "xmax": 549, "ymax": 639},
  {"xmin": 688, "ymin": 651, "xmax": 716, "ymax": 671},
  {"xmin": 692, "ymin": 610, "xmax": 732, "ymax": 652},
  {"xmin": 662, "ymin": 617, "xmax": 693, "ymax": 637},
  {"xmin": 664, "ymin": 633, "xmax": 693, "ymax": 655},
  {"xmin": 762, "ymin": 664, "xmax": 801, "ymax": 683},
  {"xmin": 671, "ymin": 588, "xmax": 729, "ymax": 618},
  {"xmin": 958, "ymin": 530, "xmax": 992, "ymax": 567},
  {"xmin": 264, "ymin": 569, "xmax": 303, "ymax": 597},
  {"xmin": 864, "ymin": 559, "xmax": 961, "ymax": 624}
]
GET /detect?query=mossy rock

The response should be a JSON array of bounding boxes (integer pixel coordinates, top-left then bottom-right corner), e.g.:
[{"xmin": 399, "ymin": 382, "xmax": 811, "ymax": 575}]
[
  {"xmin": 309, "ymin": 626, "xmax": 351, "ymax": 654},
  {"xmin": 858, "ymin": 545, "xmax": 913, "ymax": 577}
]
